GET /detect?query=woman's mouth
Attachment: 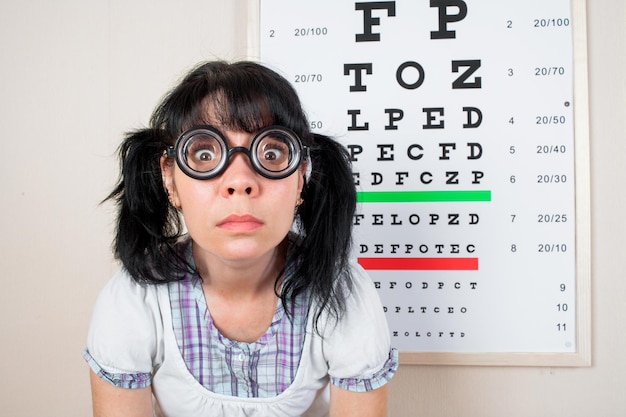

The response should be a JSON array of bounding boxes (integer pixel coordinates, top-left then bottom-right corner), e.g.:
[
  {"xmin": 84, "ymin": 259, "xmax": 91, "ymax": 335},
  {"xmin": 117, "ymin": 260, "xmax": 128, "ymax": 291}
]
[{"xmin": 217, "ymin": 214, "xmax": 264, "ymax": 232}]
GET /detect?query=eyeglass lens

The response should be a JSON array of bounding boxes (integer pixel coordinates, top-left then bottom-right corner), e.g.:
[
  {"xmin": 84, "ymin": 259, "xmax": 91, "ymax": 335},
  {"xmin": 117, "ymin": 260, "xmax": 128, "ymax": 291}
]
[
  {"xmin": 184, "ymin": 133, "xmax": 224, "ymax": 173},
  {"xmin": 254, "ymin": 130, "xmax": 296, "ymax": 173}
]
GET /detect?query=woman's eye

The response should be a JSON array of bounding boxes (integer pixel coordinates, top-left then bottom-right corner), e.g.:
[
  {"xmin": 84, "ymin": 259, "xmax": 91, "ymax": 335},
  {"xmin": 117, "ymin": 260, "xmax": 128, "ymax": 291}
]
[
  {"xmin": 194, "ymin": 149, "xmax": 215, "ymax": 161},
  {"xmin": 187, "ymin": 136, "xmax": 219, "ymax": 165},
  {"xmin": 263, "ymin": 148, "xmax": 283, "ymax": 161},
  {"xmin": 260, "ymin": 141, "xmax": 289, "ymax": 165}
]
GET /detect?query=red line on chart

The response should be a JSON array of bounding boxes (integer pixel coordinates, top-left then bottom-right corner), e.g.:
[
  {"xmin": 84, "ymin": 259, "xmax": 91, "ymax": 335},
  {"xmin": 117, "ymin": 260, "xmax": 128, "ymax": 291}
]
[{"xmin": 358, "ymin": 257, "xmax": 479, "ymax": 271}]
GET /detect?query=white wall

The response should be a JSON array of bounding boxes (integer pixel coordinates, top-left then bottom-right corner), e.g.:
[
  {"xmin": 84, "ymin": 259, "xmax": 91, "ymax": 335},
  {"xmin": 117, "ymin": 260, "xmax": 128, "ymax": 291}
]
[
  {"xmin": 0, "ymin": 1, "xmax": 249, "ymax": 415},
  {"xmin": 0, "ymin": 1, "xmax": 623, "ymax": 416}
]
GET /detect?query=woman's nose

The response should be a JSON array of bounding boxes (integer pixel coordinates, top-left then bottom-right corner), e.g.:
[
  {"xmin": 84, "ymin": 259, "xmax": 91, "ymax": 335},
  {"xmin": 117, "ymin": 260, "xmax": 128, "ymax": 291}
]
[
  {"xmin": 220, "ymin": 151, "xmax": 259, "ymax": 197},
  {"xmin": 227, "ymin": 186, "xmax": 252, "ymax": 195}
]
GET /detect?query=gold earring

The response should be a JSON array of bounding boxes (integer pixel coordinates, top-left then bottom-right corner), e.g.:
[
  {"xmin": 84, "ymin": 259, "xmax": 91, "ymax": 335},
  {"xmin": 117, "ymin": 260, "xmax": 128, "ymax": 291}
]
[
  {"xmin": 167, "ymin": 193, "xmax": 181, "ymax": 210},
  {"xmin": 296, "ymin": 197, "xmax": 304, "ymax": 207}
]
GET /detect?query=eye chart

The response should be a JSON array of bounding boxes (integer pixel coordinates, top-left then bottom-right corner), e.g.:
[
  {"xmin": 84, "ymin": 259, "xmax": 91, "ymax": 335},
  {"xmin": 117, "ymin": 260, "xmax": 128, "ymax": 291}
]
[{"xmin": 252, "ymin": 0, "xmax": 590, "ymax": 365}]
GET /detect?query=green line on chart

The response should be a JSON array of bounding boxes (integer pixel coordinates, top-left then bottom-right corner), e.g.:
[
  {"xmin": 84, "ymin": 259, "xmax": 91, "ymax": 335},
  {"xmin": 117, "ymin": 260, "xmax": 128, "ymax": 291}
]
[{"xmin": 356, "ymin": 190, "xmax": 492, "ymax": 203}]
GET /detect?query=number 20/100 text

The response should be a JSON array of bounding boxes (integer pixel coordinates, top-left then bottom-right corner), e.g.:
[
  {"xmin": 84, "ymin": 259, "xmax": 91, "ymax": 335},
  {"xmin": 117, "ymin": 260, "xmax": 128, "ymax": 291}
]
[{"xmin": 294, "ymin": 27, "xmax": 328, "ymax": 36}]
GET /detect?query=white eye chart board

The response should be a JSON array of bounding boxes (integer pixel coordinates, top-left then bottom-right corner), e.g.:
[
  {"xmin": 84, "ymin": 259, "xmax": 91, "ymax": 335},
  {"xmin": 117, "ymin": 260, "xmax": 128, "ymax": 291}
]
[{"xmin": 248, "ymin": 0, "xmax": 591, "ymax": 366}]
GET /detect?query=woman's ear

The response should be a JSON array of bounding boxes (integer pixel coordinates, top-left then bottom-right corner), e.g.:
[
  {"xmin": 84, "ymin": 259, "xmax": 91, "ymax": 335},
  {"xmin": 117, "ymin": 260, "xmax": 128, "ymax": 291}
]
[{"xmin": 160, "ymin": 155, "xmax": 181, "ymax": 210}]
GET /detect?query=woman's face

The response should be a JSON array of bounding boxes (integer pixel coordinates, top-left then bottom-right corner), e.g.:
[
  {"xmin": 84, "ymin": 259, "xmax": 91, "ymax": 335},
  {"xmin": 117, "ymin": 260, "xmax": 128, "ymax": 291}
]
[{"xmin": 161, "ymin": 123, "xmax": 305, "ymax": 267}]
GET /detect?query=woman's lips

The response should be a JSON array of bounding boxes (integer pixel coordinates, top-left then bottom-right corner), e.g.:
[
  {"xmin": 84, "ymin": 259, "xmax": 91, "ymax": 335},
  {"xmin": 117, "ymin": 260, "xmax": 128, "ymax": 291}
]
[{"xmin": 217, "ymin": 214, "xmax": 264, "ymax": 232}]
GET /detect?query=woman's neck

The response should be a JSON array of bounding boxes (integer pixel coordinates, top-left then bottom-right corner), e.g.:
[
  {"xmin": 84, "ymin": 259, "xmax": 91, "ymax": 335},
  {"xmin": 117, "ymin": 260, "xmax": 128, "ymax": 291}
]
[
  {"xmin": 192, "ymin": 239, "xmax": 287, "ymax": 299},
  {"xmin": 192, "ymin": 239, "xmax": 288, "ymax": 343}
]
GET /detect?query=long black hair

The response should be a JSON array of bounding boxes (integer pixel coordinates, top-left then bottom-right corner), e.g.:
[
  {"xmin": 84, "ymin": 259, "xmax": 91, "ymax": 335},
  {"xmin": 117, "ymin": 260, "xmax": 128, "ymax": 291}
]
[{"xmin": 106, "ymin": 61, "xmax": 356, "ymax": 327}]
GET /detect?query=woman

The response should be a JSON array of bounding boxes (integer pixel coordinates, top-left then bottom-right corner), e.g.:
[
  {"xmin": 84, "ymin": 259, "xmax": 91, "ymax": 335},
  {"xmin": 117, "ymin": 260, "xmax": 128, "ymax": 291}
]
[{"xmin": 84, "ymin": 61, "xmax": 397, "ymax": 416}]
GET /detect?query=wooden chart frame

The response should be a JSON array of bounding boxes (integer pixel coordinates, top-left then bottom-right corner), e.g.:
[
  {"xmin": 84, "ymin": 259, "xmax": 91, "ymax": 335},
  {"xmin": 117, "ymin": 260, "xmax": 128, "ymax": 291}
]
[{"xmin": 246, "ymin": 0, "xmax": 591, "ymax": 367}]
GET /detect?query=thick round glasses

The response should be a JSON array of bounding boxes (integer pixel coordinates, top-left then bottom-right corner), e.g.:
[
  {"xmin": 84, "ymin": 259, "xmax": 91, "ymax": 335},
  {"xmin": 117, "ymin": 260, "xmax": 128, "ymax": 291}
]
[{"xmin": 166, "ymin": 125, "xmax": 308, "ymax": 180}]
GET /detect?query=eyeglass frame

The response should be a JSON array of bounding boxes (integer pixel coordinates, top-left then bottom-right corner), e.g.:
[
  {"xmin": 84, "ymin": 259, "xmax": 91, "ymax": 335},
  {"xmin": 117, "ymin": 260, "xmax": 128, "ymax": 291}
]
[{"xmin": 165, "ymin": 125, "xmax": 309, "ymax": 180}]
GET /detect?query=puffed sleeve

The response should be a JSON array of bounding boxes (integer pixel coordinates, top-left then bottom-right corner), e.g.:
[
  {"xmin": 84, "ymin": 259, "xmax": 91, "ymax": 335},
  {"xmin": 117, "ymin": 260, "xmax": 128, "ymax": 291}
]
[
  {"xmin": 82, "ymin": 269, "xmax": 164, "ymax": 389},
  {"xmin": 322, "ymin": 262, "xmax": 398, "ymax": 392}
]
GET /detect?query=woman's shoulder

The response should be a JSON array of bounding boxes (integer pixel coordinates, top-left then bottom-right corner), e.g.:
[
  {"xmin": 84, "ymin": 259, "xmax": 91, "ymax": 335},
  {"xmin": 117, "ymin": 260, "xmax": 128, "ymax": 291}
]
[
  {"xmin": 86, "ymin": 269, "xmax": 167, "ymax": 374},
  {"xmin": 307, "ymin": 260, "xmax": 396, "ymax": 385},
  {"xmin": 88, "ymin": 268, "xmax": 170, "ymax": 343},
  {"xmin": 97, "ymin": 268, "xmax": 163, "ymax": 306},
  {"xmin": 90, "ymin": 268, "xmax": 167, "ymax": 332}
]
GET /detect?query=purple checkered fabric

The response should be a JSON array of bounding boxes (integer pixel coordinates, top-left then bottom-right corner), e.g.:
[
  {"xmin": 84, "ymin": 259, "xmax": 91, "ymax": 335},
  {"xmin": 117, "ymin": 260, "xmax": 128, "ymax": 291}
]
[{"xmin": 168, "ymin": 248, "xmax": 309, "ymax": 397}]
